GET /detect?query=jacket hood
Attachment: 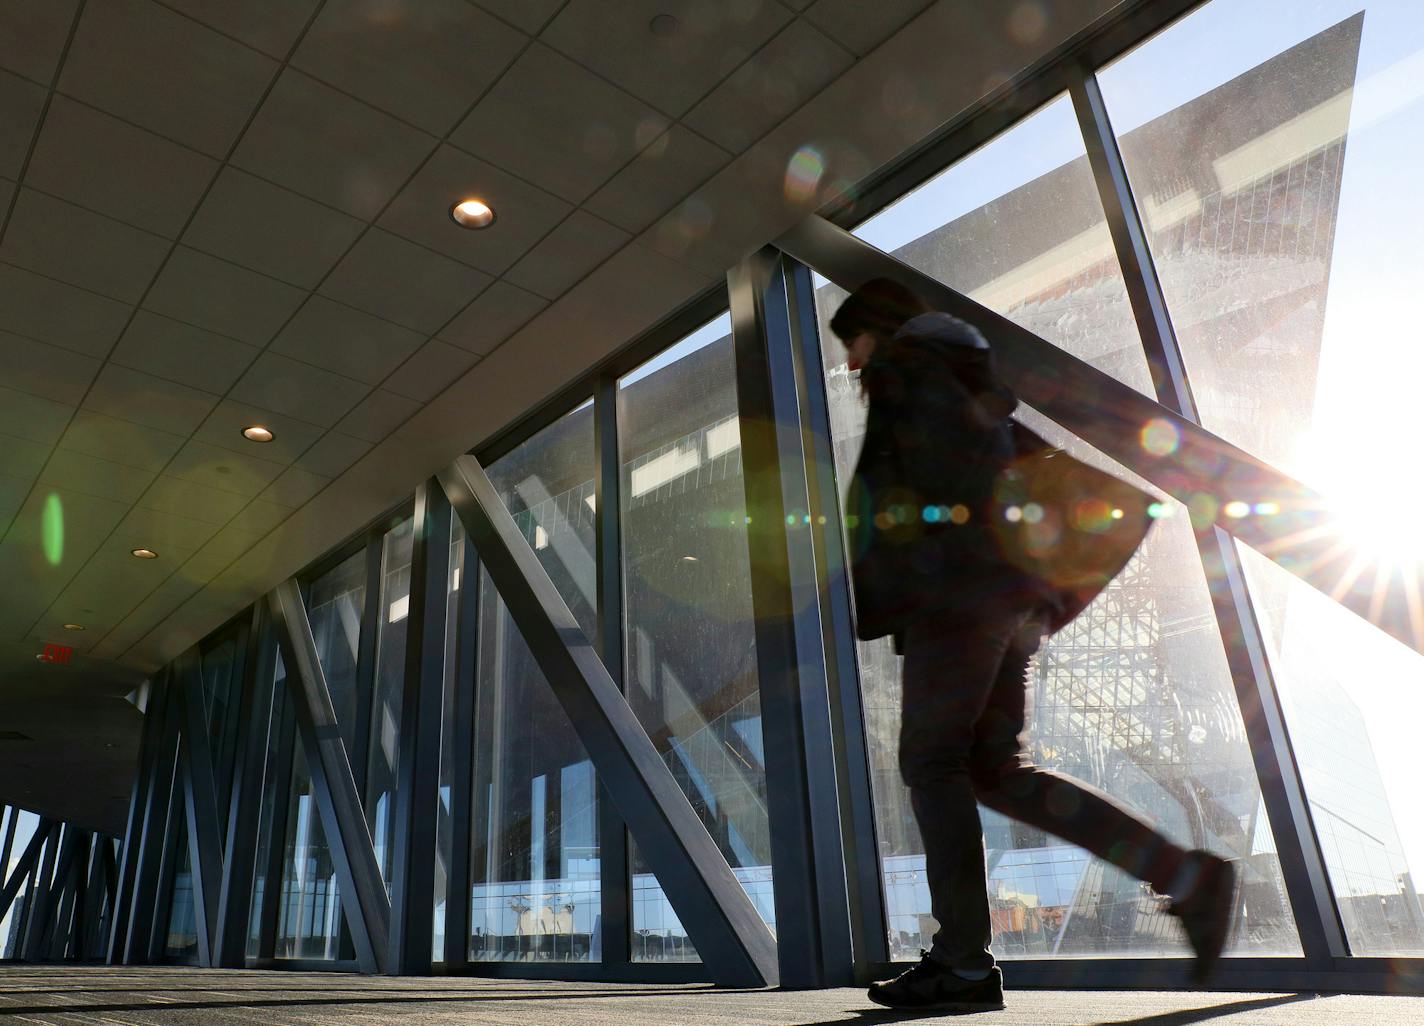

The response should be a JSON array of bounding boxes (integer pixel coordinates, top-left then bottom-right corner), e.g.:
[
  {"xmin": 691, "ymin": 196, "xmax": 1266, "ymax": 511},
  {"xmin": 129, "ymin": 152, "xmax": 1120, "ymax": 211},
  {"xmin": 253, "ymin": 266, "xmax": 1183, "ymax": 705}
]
[{"xmin": 893, "ymin": 312, "xmax": 990, "ymax": 350}]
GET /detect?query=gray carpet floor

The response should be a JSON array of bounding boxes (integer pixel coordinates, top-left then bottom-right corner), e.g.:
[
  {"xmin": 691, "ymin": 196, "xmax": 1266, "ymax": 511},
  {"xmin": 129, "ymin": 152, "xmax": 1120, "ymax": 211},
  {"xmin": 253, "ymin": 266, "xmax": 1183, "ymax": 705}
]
[{"xmin": 0, "ymin": 968, "xmax": 1421, "ymax": 1025}]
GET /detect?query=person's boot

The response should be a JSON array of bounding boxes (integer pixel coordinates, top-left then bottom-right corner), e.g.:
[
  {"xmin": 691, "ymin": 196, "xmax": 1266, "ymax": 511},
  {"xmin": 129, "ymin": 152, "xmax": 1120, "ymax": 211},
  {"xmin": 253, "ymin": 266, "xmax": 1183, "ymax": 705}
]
[
  {"xmin": 867, "ymin": 952, "xmax": 1004, "ymax": 1012},
  {"xmin": 1170, "ymin": 850, "xmax": 1237, "ymax": 984}
]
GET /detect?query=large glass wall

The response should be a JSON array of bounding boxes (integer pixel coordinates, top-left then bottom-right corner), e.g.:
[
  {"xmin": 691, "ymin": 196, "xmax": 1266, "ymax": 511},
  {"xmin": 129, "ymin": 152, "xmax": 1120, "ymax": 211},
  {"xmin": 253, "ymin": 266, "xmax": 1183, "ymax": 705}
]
[
  {"xmin": 813, "ymin": 87, "xmax": 1298, "ymax": 958},
  {"xmin": 0, "ymin": 808, "xmax": 41, "ymax": 958},
  {"xmin": 617, "ymin": 315, "xmax": 776, "ymax": 961},
  {"xmin": 1098, "ymin": 0, "xmax": 1424, "ymax": 955},
  {"xmin": 467, "ymin": 402, "xmax": 600, "ymax": 963},
  {"xmin": 368, "ymin": 519, "xmax": 413, "ymax": 890}
]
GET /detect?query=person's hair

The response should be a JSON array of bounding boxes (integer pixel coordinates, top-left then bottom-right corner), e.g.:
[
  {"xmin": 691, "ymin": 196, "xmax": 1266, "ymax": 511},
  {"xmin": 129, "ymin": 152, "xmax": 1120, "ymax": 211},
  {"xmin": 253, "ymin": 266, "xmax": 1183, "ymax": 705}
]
[{"xmin": 829, "ymin": 278, "xmax": 931, "ymax": 343}]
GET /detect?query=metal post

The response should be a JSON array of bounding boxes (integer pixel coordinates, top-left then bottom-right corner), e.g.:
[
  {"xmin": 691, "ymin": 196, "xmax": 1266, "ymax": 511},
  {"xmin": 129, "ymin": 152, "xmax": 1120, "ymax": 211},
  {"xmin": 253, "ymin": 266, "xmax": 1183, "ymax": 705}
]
[
  {"xmin": 176, "ymin": 647, "xmax": 225, "ymax": 966},
  {"xmin": 215, "ymin": 602, "xmax": 278, "ymax": 967},
  {"xmin": 443, "ymin": 533, "xmax": 479, "ymax": 968},
  {"xmin": 781, "ymin": 255, "xmax": 890, "ymax": 972},
  {"xmin": 148, "ymin": 754, "xmax": 185, "ymax": 963},
  {"xmin": 22, "ymin": 823, "xmax": 62, "ymax": 959},
  {"xmin": 0, "ymin": 818, "xmax": 55, "ymax": 923},
  {"xmin": 1068, "ymin": 67, "xmax": 1348, "ymax": 963},
  {"xmin": 729, "ymin": 249, "xmax": 854, "ymax": 988},
  {"xmin": 108, "ymin": 677, "xmax": 167, "ymax": 963},
  {"xmin": 268, "ymin": 578, "xmax": 392, "ymax": 974},
  {"xmin": 0, "ymin": 808, "xmax": 15, "ymax": 888},
  {"xmin": 438, "ymin": 454, "xmax": 778, "ymax": 988},
  {"xmin": 389, "ymin": 480, "xmax": 452, "ymax": 974},
  {"xmin": 593, "ymin": 371, "xmax": 632, "ymax": 968},
  {"xmin": 124, "ymin": 677, "xmax": 181, "ymax": 965},
  {"xmin": 257, "ymin": 689, "xmax": 296, "ymax": 960}
]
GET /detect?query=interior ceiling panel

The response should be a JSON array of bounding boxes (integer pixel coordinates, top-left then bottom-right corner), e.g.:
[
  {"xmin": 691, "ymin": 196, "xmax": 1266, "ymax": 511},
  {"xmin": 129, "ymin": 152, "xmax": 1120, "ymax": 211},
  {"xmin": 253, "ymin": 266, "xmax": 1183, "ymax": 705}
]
[{"xmin": 0, "ymin": 0, "xmax": 1124, "ymax": 702}]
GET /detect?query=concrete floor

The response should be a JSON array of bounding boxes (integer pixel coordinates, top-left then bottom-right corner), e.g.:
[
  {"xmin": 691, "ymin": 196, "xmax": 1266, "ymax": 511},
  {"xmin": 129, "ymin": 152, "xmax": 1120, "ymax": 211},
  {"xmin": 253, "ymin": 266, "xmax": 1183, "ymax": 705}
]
[{"xmin": 0, "ymin": 968, "xmax": 1421, "ymax": 1025}]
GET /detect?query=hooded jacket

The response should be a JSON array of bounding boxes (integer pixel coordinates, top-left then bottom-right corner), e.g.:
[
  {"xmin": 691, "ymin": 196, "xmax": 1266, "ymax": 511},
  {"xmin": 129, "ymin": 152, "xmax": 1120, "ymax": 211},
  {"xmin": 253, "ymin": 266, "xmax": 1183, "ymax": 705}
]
[{"xmin": 845, "ymin": 313, "xmax": 1040, "ymax": 640}]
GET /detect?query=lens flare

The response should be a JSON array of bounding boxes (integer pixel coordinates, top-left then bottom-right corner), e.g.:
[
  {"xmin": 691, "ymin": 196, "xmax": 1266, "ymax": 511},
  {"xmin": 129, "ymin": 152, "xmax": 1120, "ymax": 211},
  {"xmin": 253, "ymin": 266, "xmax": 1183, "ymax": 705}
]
[
  {"xmin": 784, "ymin": 145, "xmax": 826, "ymax": 205},
  {"xmin": 42, "ymin": 493, "xmax": 63, "ymax": 566},
  {"xmin": 1140, "ymin": 417, "xmax": 1181, "ymax": 456},
  {"xmin": 1223, "ymin": 500, "xmax": 1252, "ymax": 518}
]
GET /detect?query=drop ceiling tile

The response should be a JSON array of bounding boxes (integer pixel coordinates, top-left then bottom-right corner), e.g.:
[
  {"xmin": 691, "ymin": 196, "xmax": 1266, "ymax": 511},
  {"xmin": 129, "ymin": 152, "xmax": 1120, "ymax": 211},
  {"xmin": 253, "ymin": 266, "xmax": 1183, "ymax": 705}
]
[
  {"xmin": 584, "ymin": 125, "xmax": 729, "ymax": 233},
  {"xmin": 452, "ymin": 44, "xmax": 668, "ymax": 204},
  {"xmin": 0, "ymin": 330, "xmax": 102, "ymax": 405},
  {"xmin": 1, "ymin": 188, "xmax": 170, "ymax": 303},
  {"xmin": 144, "ymin": 246, "xmax": 306, "ymax": 345},
  {"xmin": 232, "ymin": 68, "xmax": 435, "ymax": 219},
  {"xmin": 504, "ymin": 210, "xmax": 631, "ymax": 300},
  {"xmin": 138, "ymin": 475, "xmax": 249, "ymax": 525},
  {"xmin": 381, "ymin": 340, "xmax": 478, "ymax": 403},
  {"xmin": 112, "ymin": 506, "xmax": 218, "ymax": 555},
  {"xmin": 261, "ymin": 466, "xmax": 331, "ymax": 507},
  {"xmin": 59, "ymin": 410, "xmax": 187, "ymax": 472},
  {"xmin": 0, "ymin": 72, "xmax": 45, "ymax": 180},
  {"xmin": 94, "ymin": 573, "xmax": 203, "ymax": 659},
  {"xmin": 52, "ymin": 544, "xmax": 191, "ymax": 625},
  {"xmin": 162, "ymin": 0, "xmax": 323, "ymax": 58},
  {"xmin": 541, "ymin": 0, "xmax": 793, "ymax": 117},
  {"xmin": 272, "ymin": 296, "xmax": 425, "ymax": 385},
  {"xmin": 377, "ymin": 146, "xmax": 570, "ymax": 276},
  {"xmin": 0, "ymin": 433, "xmax": 49, "ymax": 480},
  {"xmin": 2, "ymin": 2, "xmax": 76, "ymax": 83},
  {"xmin": 183, "ymin": 168, "xmax": 365, "ymax": 289},
  {"xmin": 166, "ymin": 438, "xmax": 286, "ymax": 498},
  {"xmin": 0, "ymin": 176, "xmax": 11, "ymax": 213},
  {"xmin": 181, "ymin": 524, "xmax": 268, "ymax": 585},
  {"xmin": 336, "ymin": 389, "xmax": 420, "ymax": 442},
  {"xmin": 26, "ymin": 95, "xmax": 220, "ymax": 239},
  {"xmin": 804, "ymin": 0, "xmax": 933, "ymax": 55},
  {"xmin": 684, "ymin": 20, "xmax": 853, "ymax": 153},
  {"xmin": 0, "ymin": 265, "xmax": 131, "ymax": 358},
  {"xmin": 191, "ymin": 397, "xmax": 323, "ymax": 465},
  {"xmin": 294, "ymin": 430, "xmax": 372, "ymax": 478},
  {"xmin": 226, "ymin": 498, "xmax": 293, "ymax": 534},
  {"xmin": 320, "ymin": 228, "xmax": 491, "ymax": 333},
  {"xmin": 0, "ymin": 475, "xmax": 30, "ymax": 535},
  {"xmin": 438, "ymin": 280, "xmax": 547, "ymax": 355},
  {"xmin": 59, "ymin": 0, "xmax": 278, "ymax": 158},
  {"xmin": 0, "ymin": 387, "xmax": 73, "ymax": 447},
  {"xmin": 82, "ymin": 363, "xmax": 219, "ymax": 436},
  {"xmin": 229, "ymin": 351, "xmax": 369, "ymax": 428},
  {"xmin": 37, "ymin": 448, "xmax": 157, "ymax": 504},
  {"xmin": 295, "ymin": 0, "xmax": 525, "ymax": 135},
  {"xmin": 470, "ymin": 0, "xmax": 561, "ymax": 34},
  {"xmin": 110, "ymin": 310, "xmax": 260, "ymax": 395}
]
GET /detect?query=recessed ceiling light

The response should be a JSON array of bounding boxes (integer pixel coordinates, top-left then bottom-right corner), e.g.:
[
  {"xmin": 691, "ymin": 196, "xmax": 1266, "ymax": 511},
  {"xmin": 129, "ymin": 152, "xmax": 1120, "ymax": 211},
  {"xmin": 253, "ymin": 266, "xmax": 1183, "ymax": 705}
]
[
  {"xmin": 450, "ymin": 198, "xmax": 495, "ymax": 229},
  {"xmin": 131, "ymin": 548, "xmax": 159, "ymax": 559},
  {"xmin": 62, "ymin": 623, "xmax": 85, "ymax": 631},
  {"xmin": 242, "ymin": 425, "xmax": 274, "ymax": 443}
]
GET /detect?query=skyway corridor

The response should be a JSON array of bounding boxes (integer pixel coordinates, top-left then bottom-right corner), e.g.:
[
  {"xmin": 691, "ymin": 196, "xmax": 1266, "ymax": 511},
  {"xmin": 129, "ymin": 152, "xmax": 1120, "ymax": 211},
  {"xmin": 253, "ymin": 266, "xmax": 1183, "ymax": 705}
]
[{"xmin": 0, "ymin": 970, "xmax": 1420, "ymax": 1025}]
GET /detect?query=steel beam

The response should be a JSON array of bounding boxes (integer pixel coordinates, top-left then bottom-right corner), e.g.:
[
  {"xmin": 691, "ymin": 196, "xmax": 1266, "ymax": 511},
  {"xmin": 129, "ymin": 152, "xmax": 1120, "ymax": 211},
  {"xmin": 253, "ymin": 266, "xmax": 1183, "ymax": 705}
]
[
  {"xmin": 123, "ymin": 676, "xmax": 180, "ymax": 964},
  {"xmin": 1068, "ymin": 67, "xmax": 1349, "ymax": 963},
  {"xmin": 781, "ymin": 255, "xmax": 890, "ymax": 970},
  {"xmin": 592, "ymin": 372, "xmax": 632, "ymax": 968},
  {"xmin": 729, "ymin": 249, "xmax": 854, "ymax": 988},
  {"xmin": 268, "ymin": 578, "xmax": 392, "ymax": 974},
  {"xmin": 0, "ymin": 818, "xmax": 55, "ymax": 923},
  {"xmin": 176, "ymin": 647, "xmax": 225, "ymax": 966},
  {"xmin": 776, "ymin": 215, "xmax": 1424, "ymax": 658},
  {"xmin": 438, "ymin": 454, "xmax": 778, "ymax": 988},
  {"xmin": 389, "ymin": 480, "xmax": 452, "ymax": 974},
  {"xmin": 256, "ymin": 687, "xmax": 296, "ymax": 961},
  {"xmin": 442, "ymin": 533, "xmax": 478, "ymax": 968},
  {"xmin": 215, "ymin": 602, "xmax": 278, "ymax": 967},
  {"xmin": 108, "ymin": 677, "xmax": 166, "ymax": 963},
  {"xmin": 22, "ymin": 823, "xmax": 62, "ymax": 959}
]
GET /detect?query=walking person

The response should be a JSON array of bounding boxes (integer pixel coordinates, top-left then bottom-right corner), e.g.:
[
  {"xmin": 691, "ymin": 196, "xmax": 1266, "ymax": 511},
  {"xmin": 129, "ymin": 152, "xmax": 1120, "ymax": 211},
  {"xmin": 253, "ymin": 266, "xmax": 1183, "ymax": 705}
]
[{"xmin": 833, "ymin": 279, "xmax": 1236, "ymax": 1014}]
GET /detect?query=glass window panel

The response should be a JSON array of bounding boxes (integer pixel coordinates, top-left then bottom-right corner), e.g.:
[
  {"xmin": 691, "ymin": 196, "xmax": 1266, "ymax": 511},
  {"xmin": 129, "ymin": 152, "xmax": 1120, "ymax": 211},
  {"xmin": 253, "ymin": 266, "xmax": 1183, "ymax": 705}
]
[
  {"xmin": 163, "ymin": 812, "xmax": 199, "ymax": 963},
  {"xmin": 1099, "ymin": 0, "xmax": 1424, "ymax": 956},
  {"xmin": 618, "ymin": 314, "xmax": 775, "ymax": 963},
  {"xmin": 434, "ymin": 517, "xmax": 466, "ymax": 960},
  {"xmin": 276, "ymin": 737, "xmax": 345, "ymax": 960},
  {"xmin": 306, "ymin": 551, "xmax": 367, "ymax": 753},
  {"xmin": 814, "ymin": 93, "xmax": 1299, "ymax": 958},
  {"xmin": 199, "ymin": 631, "xmax": 244, "ymax": 843},
  {"xmin": 468, "ymin": 401, "xmax": 599, "ymax": 963},
  {"xmin": 1237, "ymin": 544, "xmax": 1424, "ymax": 954},
  {"xmin": 368, "ymin": 518, "xmax": 413, "ymax": 891},
  {"xmin": 248, "ymin": 652, "xmax": 287, "ymax": 959}
]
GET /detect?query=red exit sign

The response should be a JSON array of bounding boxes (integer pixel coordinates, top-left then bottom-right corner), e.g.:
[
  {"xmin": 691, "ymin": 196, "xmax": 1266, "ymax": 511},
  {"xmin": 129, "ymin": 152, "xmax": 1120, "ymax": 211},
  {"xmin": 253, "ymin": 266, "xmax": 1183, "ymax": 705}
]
[{"xmin": 39, "ymin": 643, "xmax": 73, "ymax": 665}]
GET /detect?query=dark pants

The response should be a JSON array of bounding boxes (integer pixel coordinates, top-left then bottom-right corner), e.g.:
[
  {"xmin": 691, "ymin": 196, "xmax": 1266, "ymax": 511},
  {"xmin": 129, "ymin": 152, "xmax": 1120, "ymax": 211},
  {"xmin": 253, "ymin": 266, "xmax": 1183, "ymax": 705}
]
[{"xmin": 898, "ymin": 601, "xmax": 1187, "ymax": 972}]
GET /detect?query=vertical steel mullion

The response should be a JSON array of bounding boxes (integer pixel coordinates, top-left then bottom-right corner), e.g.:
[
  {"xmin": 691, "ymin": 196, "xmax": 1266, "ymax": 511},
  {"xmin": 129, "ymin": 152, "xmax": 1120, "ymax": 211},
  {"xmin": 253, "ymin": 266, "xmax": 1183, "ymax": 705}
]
[
  {"xmin": 443, "ymin": 534, "xmax": 479, "ymax": 968},
  {"xmin": 269, "ymin": 579, "xmax": 393, "ymax": 974},
  {"xmin": 729, "ymin": 248, "xmax": 855, "ymax": 988},
  {"xmin": 780, "ymin": 254, "xmax": 890, "ymax": 972},
  {"xmin": 351, "ymin": 535, "xmax": 384, "ymax": 799},
  {"xmin": 1069, "ymin": 67, "xmax": 1347, "ymax": 963},
  {"xmin": 594, "ymin": 371, "xmax": 632, "ymax": 968},
  {"xmin": 0, "ymin": 818, "xmax": 54, "ymax": 926},
  {"xmin": 108, "ymin": 678, "xmax": 166, "ymax": 963},
  {"xmin": 389, "ymin": 480, "xmax": 452, "ymax": 974},
  {"xmin": 215, "ymin": 603, "xmax": 278, "ymax": 967},
  {"xmin": 23, "ymin": 823, "xmax": 62, "ymax": 959},
  {"xmin": 148, "ymin": 754, "xmax": 185, "ymax": 963},
  {"xmin": 257, "ymin": 690, "xmax": 297, "ymax": 961},
  {"xmin": 123, "ymin": 676, "xmax": 180, "ymax": 964},
  {"xmin": 176, "ymin": 648, "xmax": 225, "ymax": 967},
  {"xmin": 0, "ymin": 807, "xmax": 15, "ymax": 892}
]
